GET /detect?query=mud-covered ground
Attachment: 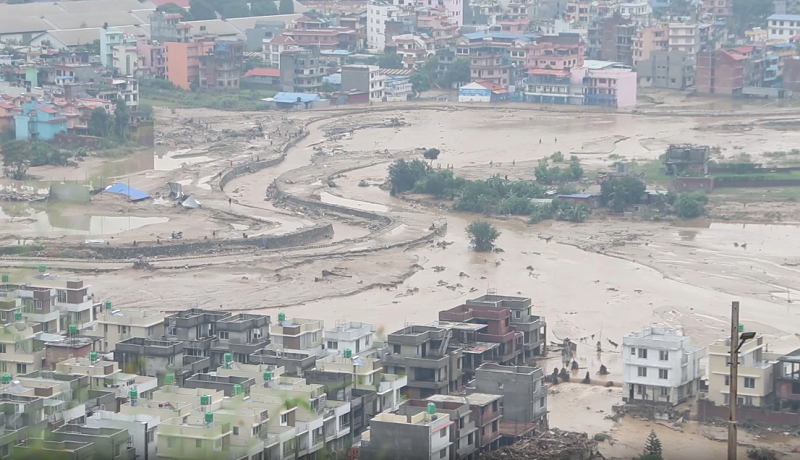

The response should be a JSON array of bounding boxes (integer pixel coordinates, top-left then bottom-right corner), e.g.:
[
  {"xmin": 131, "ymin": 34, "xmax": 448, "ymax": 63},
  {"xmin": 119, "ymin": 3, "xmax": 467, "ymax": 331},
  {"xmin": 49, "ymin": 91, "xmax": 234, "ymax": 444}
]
[{"xmin": 2, "ymin": 101, "xmax": 800, "ymax": 458}]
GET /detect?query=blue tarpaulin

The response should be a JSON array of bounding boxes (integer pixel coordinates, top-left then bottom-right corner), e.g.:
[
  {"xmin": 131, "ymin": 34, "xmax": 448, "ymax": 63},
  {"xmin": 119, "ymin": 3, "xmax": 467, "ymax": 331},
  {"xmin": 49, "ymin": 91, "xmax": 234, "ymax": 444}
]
[{"xmin": 105, "ymin": 183, "xmax": 150, "ymax": 201}]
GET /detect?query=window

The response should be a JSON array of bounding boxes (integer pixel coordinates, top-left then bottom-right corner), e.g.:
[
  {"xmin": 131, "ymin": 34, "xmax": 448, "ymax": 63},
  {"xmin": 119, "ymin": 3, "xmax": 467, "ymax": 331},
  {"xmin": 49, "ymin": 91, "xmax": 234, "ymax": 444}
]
[
  {"xmin": 660, "ymin": 387, "xmax": 669, "ymax": 396},
  {"xmin": 252, "ymin": 425, "xmax": 260, "ymax": 436},
  {"xmin": 393, "ymin": 344, "xmax": 401, "ymax": 354},
  {"xmin": 630, "ymin": 347, "xmax": 636, "ymax": 355},
  {"xmin": 196, "ymin": 439, "xmax": 202, "ymax": 448},
  {"xmin": 724, "ymin": 375, "xmax": 730, "ymax": 386},
  {"xmin": 497, "ymin": 382, "xmax": 504, "ymax": 390},
  {"xmin": 219, "ymin": 331, "xmax": 229, "ymax": 340},
  {"xmin": 233, "ymin": 426, "xmax": 239, "ymax": 436},
  {"xmin": 167, "ymin": 437, "xmax": 176, "ymax": 448},
  {"xmin": 723, "ymin": 394, "xmax": 730, "ymax": 405},
  {"xmin": 440, "ymin": 448, "xmax": 447, "ymax": 459},
  {"xmin": 744, "ymin": 377, "xmax": 755, "ymax": 389},
  {"xmin": 637, "ymin": 384, "xmax": 646, "ymax": 394},
  {"xmin": 213, "ymin": 439, "xmax": 222, "ymax": 451},
  {"xmin": 0, "ymin": 345, "xmax": 4, "ymax": 354},
  {"xmin": 327, "ymin": 341, "xmax": 338, "ymax": 350},
  {"xmin": 281, "ymin": 413, "xmax": 288, "ymax": 425},
  {"xmin": 638, "ymin": 348, "xmax": 648, "ymax": 359},
  {"xmin": 440, "ymin": 427, "xmax": 447, "ymax": 438},
  {"xmin": 147, "ymin": 430, "xmax": 155, "ymax": 443},
  {"xmin": 515, "ymin": 310, "xmax": 521, "ymax": 319},
  {"xmin": 638, "ymin": 367, "xmax": 647, "ymax": 377},
  {"xmin": 16, "ymin": 364, "xmax": 25, "ymax": 374},
  {"xmin": 659, "ymin": 350, "xmax": 669, "ymax": 361},
  {"xmin": 539, "ymin": 397, "xmax": 545, "ymax": 408},
  {"xmin": 658, "ymin": 369, "xmax": 668, "ymax": 379},
  {"xmin": 0, "ymin": 312, "xmax": 5, "ymax": 321},
  {"xmin": 745, "ymin": 396, "xmax": 753, "ymax": 406}
]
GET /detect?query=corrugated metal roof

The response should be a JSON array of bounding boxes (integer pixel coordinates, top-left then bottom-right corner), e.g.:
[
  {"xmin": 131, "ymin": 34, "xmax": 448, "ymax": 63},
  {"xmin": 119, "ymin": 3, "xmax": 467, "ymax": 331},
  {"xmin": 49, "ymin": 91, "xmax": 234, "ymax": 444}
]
[
  {"xmin": 270, "ymin": 92, "xmax": 321, "ymax": 103},
  {"xmin": 768, "ymin": 14, "xmax": 800, "ymax": 21}
]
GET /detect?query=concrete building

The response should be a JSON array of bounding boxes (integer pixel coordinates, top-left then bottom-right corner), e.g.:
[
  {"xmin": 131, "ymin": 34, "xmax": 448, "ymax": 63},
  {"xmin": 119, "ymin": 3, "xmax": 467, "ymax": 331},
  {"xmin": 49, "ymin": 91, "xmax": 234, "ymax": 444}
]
[
  {"xmin": 245, "ymin": 20, "xmax": 286, "ymax": 52},
  {"xmin": 198, "ymin": 40, "xmax": 245, "ymax": 89},
  {"xmin": 426, "ymin": 393, "xmax": 502, "ymax": 453},
  {"xmin": 367, "ymin": 2, "xmax": 400, "ymax": 52},
  {"xmin": 340, "ymin": 65, "xmax": 386, "ymax": 102},
  {"xmin": 695, "ymin": 49, "xmax": 746, "ymax": 95},
  {"xmin": 248, "ymin": 348, "xmax": 317, "ymax": 377},
  {"xmin": 91, "ymin": 306, "xmax": 164, "ymax": 353},
  {"xmin": 55, "ymin": 357, "xmax": 158, "ymax": 400},
  {"xmin": 0, "ymin": 304, "xmax": 42, "ymax": 377},
  {"xmin": 210, "ymin": 313, "xmax": 269, "ymax": 367},
  {"xmin": 775, "ymin": 348, "xmax": 800, "ymax": 411},
  {"xmin": 268, "ymin": 315, "xmax": 324, "ymax": 357},
  {"xmin": 164, "ymin": 308, "xmax": 230, "ymax": 360},
  {"xmin": 278, "ymin": 49, "xmax": 326, "ymax": 92},
  {"xmin": 164, "ymin": 40, "xmax": 214, "ymax": 90},
  {"xmin": 383, "ymin": 325, "xmax": 463, "ymax": 399},
  {"xmin": 263, "ymin": 35, "xmax": 298, "ymax": 67},
  {"xmin": 637, "ymin": 50, "xmax": 694, "ymax": 89},
  {"xmin": 581, "ymin": 63, "xmax": 638, "ymax": 108},
  {"xmin": 403, "ymin": 399, "xmax": 477, "ymax": 460},
  {"xmin": 632, "ymin": 25, "xmax": 667, "ymax": 68},
  {"xmin": 184, "ymin": 373, "xmax": 256, "ymax": 397},
  {"xmin": 359, "ymin": 409, "xmax": 452, "ymax": 460},
  {"xmin": 323, "ymin": 321, "xmax": 375, "ymax": 357},
  {"xmin": 99, "ymin": 26, "xmax": 133, "ymax": 68},
  {"xmin": 111, "ymin": 42, "xmax": 143, "ymax": 77},
  {"xmin": 465, "ymin": 295, "xmax": 547, "ymax": 362},
  {"xmin": 51, "ymin": 425, "xmax": 136, "ymax": 460},
  {"xmin": 767, "ymin": 14, "xmax": 800, "ymax": 41},
  {"xmin": 668, "ymin": 22, "xmax": 700, "ymax": 57},
  {"xmin": 114, "ymin": 338, "xmax": 187, "ymax": 380},
  {"xmin": 135, "ymin": 35, "xmax": 167, "ymax": 78},
  {"xmin": 775, "ymin": 0, "xmax": 800, "ymax": 14},
  {"xmin": 85, "ymin": 411, "xmax": 159, "ymax": 460},
  {"xmin": 13, "ymin": 103, "xmax": 67, "ymax": 141},
  {"xmin": 622, "ymin": 327, "xmax": 704, "ymax": 406},
  {"xmin": 468, "ymin": 363, "xmax": 547, "ymax": 432},
  {"xmin": 150, "ymin": 11, "xmax": 192, "ymax": 44},
  {"xmin": 707, "ymin": 332, "xmax": 778, "ymax": 408}
]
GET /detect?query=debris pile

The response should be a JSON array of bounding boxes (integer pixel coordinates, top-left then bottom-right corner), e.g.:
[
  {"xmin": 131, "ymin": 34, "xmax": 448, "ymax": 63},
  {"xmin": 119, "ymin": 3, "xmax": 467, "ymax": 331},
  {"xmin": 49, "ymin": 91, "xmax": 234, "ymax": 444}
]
[
  {"xmin": 479, "ymin": 429, "xmax": 603, "ymax": 460},
  {"xmin": 747, "ymin": 448, "xmax": 778, "ymax": 460}
]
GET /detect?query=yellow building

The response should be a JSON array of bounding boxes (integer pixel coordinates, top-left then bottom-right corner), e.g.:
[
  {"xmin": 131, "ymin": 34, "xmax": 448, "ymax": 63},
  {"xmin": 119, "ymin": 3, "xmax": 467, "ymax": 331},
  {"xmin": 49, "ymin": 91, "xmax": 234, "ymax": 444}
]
[
  {"xmin": 89, "ymin": 305, "xmax": 165, "ymax": 353},
  {"xmin": 707, "ymin": 334, "xmax": 779, "ymax": 407},
  {"xmin": 112, "ymin": 44, "xmax": 144, "ymax": 77}
]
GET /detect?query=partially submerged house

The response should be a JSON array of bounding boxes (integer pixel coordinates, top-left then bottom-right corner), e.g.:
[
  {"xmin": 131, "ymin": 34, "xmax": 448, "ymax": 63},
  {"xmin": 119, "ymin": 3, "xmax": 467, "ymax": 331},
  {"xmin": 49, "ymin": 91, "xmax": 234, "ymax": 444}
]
[{"xmin": 663, "ymin": 144, "xmax": 709, "ymax": 176}]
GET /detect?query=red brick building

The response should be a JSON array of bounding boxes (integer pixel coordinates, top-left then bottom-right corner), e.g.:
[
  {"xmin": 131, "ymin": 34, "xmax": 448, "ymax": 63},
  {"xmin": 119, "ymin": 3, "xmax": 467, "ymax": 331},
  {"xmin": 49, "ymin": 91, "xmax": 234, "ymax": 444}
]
[{"xmin": 695, "ymin": 49, "xmax": 746, "ymax": 95}]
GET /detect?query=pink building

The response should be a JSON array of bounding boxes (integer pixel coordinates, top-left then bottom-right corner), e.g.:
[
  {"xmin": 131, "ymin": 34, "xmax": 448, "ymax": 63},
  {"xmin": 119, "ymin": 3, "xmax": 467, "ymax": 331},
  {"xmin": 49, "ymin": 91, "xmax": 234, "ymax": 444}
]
[
  {"xmin": 581, "ymin": 68, "xmax": 637, "ymax": 108},
  {"xmin": 136, "ymin": 35, "xmax": 166, "ymax": 78}
]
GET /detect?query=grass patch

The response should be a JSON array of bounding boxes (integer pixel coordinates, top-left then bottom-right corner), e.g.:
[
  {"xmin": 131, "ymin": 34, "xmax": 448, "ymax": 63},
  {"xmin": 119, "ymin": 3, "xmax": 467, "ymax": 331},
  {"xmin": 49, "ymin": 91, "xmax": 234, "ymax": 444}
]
[
  {"xmin": 139, "ymin": 97, "xmax": 182, "ymax": 109},
  {"xmin": 628, "ymin": 159, "xmax": 672, "ymax": 185},
  {"xmin": 140, "ymin": 81, "xmax": 276, "ymax": 111}
]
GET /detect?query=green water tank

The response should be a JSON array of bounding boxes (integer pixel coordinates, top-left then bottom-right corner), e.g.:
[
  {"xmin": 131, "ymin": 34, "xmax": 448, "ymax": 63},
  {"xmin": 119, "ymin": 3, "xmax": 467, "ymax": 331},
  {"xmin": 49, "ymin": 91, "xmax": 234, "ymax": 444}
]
[
  {"xmin": 263, "ymin": 371, "xmax": 272, "ymax": 382},
  {"xmin": 14, "ymin": 311, "xmax": 21, "ymax": 322},
  {"xmin": 278, "ymin": 313, "xmax": 286, "ymax": 322},
  {"xmin": 427, "ymin": 402, "xmax": 436, "ymax": 415},
  {"xmin": 1, "ymin": 374, "xmax": 10, "ymax": 385},
  {"xmin": 38, "ymin": 265, "xmax": 46, "ymax": 273},
  {"xmin": 205, "ymin": 412, "xmax": 214, "ymax": 424},
  {"xmin": 738, "ymin": 323, "xmax": 744, "ymax": 333},
  {"xmin": 1, "ymin": 274, "xmax": 8, "ymax": 283},
  {"xmin": 233, "ymin": 384, "xmax": 242, "ymax": 396},
  {"xmin": 105, "ymin": 301, "xmax": 112, "ymax": 311},
  {"xmin": 90, "ymin": 351, "xmax": 98, "ymax": 362},
  {"xmin": 344, "ymin": 349, "xmax": 352, "ymax": 359},
  {"xmin": 200, "ymin": 395, "xmax": 210, "ymax": 406},
  {"xmin": 165, "ymin": 373, "xmax": 175, "ymax": 385},
  {"xmin": 224, "ymin": 353, "xmax": 232, "ymax": 363},
  {"xmin": 129, "ymin": 388, "xmax": 138, "ymax": 400},
  {"xmin": 68, "ymin": 324, "xmax": 78, "ymax": 335}
]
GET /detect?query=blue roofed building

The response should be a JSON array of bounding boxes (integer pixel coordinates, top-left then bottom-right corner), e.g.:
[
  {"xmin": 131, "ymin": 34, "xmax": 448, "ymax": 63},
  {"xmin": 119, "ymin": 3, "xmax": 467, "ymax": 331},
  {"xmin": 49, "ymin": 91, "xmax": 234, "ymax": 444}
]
[
  {"xmin": 13, "ymin": 102, "xmax": 67, "ymax": 141},
  {"xmin": 262, "ymin": 92, "xmax": 329, "ymax": 110},
  {"xmin": 767, "ymin": 14, "xmax": 800, "ymax": 41}
]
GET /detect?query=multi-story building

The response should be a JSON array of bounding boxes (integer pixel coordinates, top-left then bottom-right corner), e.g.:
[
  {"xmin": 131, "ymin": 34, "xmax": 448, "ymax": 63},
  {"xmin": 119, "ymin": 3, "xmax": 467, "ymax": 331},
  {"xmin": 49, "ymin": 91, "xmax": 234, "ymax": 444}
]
[
  {"xmin": 150, "ymin": 11, "xmax": 192, "ymax": 44},
  {"xmin": 367, "ymin": 2, "xmax": 401, "ymax": 51},
  {"xmin": 703, "ymin": 0, "xmax": 732, "ymax": 19},
  {"xmin": 358, "ymin": 407, "xmax": 452, "ymax": 460},
  {"xmin": 341, "ymin": 65, "xmax": 386, "ymax": 102},
  {"xmin": 695, "ymin": 49, "xmax": 746, "ymax": 95},
  {"xmin": 278, "ymin": 49, "xmax": 326, "ymax": 92},
  {"xmin": 768, "ymin": 14, "xmax": 800, "ymax": 40},
  {"xmin": 775, "ymin": 348, "xmax": 800, "ymax": 411},
  {"xmin": 465, "ymin": 295, "xmax": 547, "ymax": 362},
  {"xmin": 164, "ymin": 308, "xmax": 230, "ymax": 361},
  {"xmin": 668, "ymin": 22, "xmax": 700, "ymax": 57},
  {"xmin": 209, "ymin": 313, "xmax": 269, "ymax": 366},
  {"xmin": 13, "ymin": 103, "xmax": 67, "ymax": 141},
  {"xmin": 637, "ymin": 50, "xmax": 694, "ymax": 89},
  {"xmin": 323, "ymin": 321, "xmax": 375, "ymax": 357},
  {"xmin": 263, "ymin": 35, "xmax": 298, "ymax": 67},
  {"xmin": 383, "ymin": 325, "xmax": 463, "ymax": 399},
  {"xmin": 622, "ymin": 327, "xmax": 704, "ymax": 406},
  {"xmin": 580, "ymin": 63, "xmax": 638, "ymax": 108},
  {"xmin": 268, "ymin": 314, "xmax": 324, "ymax": 357},
  {"xmin": 55, "ymin": 357, "xmax": 158, "ymax": 399},
  {"xmin": 91, "ymin": 306, "xmax": 164, "ymax": 353},
  {"xmin": 707, "ymin": 332, "xmax": 778, "ymax": 408},
  {"xmin": 385, "ymin": 34, "xmax": 436, "ymax": 69},
  {"xmin": 0, "ymin": 301, "xmax": 41, "ymax": 377},
  {"xmin": 99, "ymin": 26, "xmax": 135, "ymax": 68},
  {"xmin": 165, "ymin": 40, "xmax": 214, "ymax": 90},
  {"xmin": 468, "ymin": 363, "xmax": 548, "ymax": 430},
  {"xmin": 566, "ymin": 0, "xmax": 592, "ymax": 24},
  {"xmin": 50, "ymin": 425, "xmax": 136, "ymax": 460},
  {"xmin": 455, "ymin": 32, "xmax": 540, "ymax": 86},
  {"xmin": 197, "ymin": 40, "xmax": 245, "ymax": 89},
  {"xmin": 588, "ymin": 16, "xmax": 631, "ymax": 61},
  {"xmin": 521, "ymin": 68, "xmax": 585, "ymax": 104},
  {"xmin": 403, "ymin": 399, "xmax": 477, "ymax": 460},
  {"xmin": 282, "ymin": 27, "xmax": 362, "ymax": 51},
  {"xmin": 426, "ymin": 393, "xmax": 502, "ymax": 453},
  {"xmin": 632, "ymin": 25, "xmax": 668, "ymax": 68},
  {"xmin": 416, "ymin": 10, "xmax": 460, "ymax": 48},
  {"xmin": 135, "ymin": 35, "xmax": 167, "ymax": 78},
  {"xmin": 111, "ymin": 42, "xmax": 143, "ymax": 77},
  {"xmin": 85, "ymin": 411, "xmax": 159, "ymax": 460}
]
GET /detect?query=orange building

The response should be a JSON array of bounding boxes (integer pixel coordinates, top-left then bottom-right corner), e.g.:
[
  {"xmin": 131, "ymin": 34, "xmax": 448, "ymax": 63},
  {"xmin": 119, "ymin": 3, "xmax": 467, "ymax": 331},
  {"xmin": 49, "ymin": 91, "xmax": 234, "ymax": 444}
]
[{"xmin": 165, "ymin": 41, "xmax": 213, "ymax": 90}]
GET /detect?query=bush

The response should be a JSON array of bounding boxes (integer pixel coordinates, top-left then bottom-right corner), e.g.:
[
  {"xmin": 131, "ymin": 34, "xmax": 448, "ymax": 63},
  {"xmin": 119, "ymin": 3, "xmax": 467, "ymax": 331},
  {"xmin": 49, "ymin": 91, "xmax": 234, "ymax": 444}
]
[
  {"xmin": 466, "ymin": 220, "xmax": 500, "ymax": 252},
  {"xmin": 675, "ymin": 193, "xmax": 706, "ymax": 219},
  {"xmin": 388, "ymin": 159, "xmax": 430, "ymax": 194}
]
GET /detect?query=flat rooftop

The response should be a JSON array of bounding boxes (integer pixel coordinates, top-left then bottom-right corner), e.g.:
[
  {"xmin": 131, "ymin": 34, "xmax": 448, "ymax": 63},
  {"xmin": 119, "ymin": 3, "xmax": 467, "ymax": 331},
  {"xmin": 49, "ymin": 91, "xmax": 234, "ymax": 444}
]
[
  {"xmin": 625, "ymin": 327, "xmax": 686, "ymax": 342},
  {"xmin": 427, "ymin": 393, "xmax": 501, "ymax": 406},
  {"xmin": 427, "ymin": 320, "xmax": 485, "ymax": 332}
]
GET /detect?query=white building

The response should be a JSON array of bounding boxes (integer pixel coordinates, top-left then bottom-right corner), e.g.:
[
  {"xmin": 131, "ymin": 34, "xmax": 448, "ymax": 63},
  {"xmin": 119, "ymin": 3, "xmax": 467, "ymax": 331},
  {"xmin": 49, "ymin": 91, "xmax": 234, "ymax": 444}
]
[
  {"xmin": 668, "ymin": 22, "xmax": 700, "ymax": 56},
  {"xmin": 367, "ymin": 2, "xmax": 400, "ymax": 51},
  {"xmin": 341, "ymin": 65, "xmax": 386, "ymax": 102},
  {"xmin": 622, "ymin": 327, "xmax": 704, "ymax": 406},
  {"xmin": 617, "ymin": 1, "xmax": 652, "ymax": 23},
  {"xmin": 86, "ymin": 411, "xmax": 160, "ymax": 460},
  {"xmin": 767, "ymin": 14, "xmax": 800, "ymax": 40},
  {"xmin": 324, "ymin": 321, "xmax": 375, "ymax": 357},
  {"xmin": 262, "ymin": 35, "xmax": 298, "ymax": 68}
]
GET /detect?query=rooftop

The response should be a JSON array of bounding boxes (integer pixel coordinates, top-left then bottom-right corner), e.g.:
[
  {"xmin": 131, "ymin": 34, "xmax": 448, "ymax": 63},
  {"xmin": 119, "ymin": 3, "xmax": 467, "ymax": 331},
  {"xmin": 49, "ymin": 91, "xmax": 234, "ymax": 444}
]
[
  {"xmin": 427, "ymin": 393, "xmax": 501, "ymax": 406},
  {"xmin": 768, "ymin": 14, "xmax": 800, "ymax": 21}
]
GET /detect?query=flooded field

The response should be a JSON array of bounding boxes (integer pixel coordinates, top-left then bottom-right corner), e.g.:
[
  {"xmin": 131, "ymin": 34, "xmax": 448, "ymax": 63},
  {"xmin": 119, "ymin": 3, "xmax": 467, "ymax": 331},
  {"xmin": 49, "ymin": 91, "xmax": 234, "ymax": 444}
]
[{"xmin": 3, "ymin": 102, "xmax": 800, "ymax": 457}]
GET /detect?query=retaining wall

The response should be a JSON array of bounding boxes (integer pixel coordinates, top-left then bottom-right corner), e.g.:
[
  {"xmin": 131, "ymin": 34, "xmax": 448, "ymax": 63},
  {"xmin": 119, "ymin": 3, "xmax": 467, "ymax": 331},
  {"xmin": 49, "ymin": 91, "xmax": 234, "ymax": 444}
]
[
  {"xmin": 696, "ymin": 398, "xmax": 800, "ymax": 426},
  {"xmin": 276, "ymin": 189, "xmax": 392, "ymax": 226},
  {"xmin": 219, "ymin": 154, "xmax": 286, "ymax": 191},
  {"xmin": 713, "ymin": 179, "xmax": 800, "ymax": 188}
]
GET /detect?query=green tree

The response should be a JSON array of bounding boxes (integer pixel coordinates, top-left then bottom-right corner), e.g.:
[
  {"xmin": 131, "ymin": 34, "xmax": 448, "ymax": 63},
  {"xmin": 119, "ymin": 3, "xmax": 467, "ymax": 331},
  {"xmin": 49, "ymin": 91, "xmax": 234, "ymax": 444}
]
[
  {"xmin": 675, "ymin": 192, "xmax": 705, "ymax": 219},
  {"xmin": 1, "ymin": 140, "xmax": 32, "ymax": 180},
  {"xmin": 559, "ymin": 203, "xmax": 590, "ymax": 223},
  {"xmin": 600, "ymin": 176, "xmax": 646, "ymax": 212},
  {"xmin": 219, "ymin": 0, "xmax": 251, "ymax": 18},
  {"xmin": 189, "ymin": 0, "xmax": 217, "ymax": 20},
  {"xmin": 410, "ymin": 71, "xmax": 431, "ymax": 96},
  {"xmin": 156, "ymin": 2, "xmax": 193, "ymax": 20},
  {"xmin": 251, "ymin": 0, "xmax": 279, "ymax": 16},
  {"xmin": 423, "ymin": 148, "xmax": 440, "ymax": 160},
  {"xmin": 88, "ymin": 107, "xmax": 113, "ymax": 138},
  {"xmin": 113, "ymin": 98, "xmax": 129, "ymax": 141},
  {"xmin": 279, "ymin": 0, "xmax": 294, "ymax": 14},
  {"xmin": 387, "ymin": 159, "xmax": 430, "ymax": 194},
  {"xmin": 138, "ymin": 103, "xmax": 154, "ymax": 119},
  {"xmin": 377, "ymin": 53, "xmax": 403, "ymax": 69},
  {"xmin": 442, "ymin": 57, "xmax": 470, "ymax": 87},
  {"xmin": 568, "ymin": 157, "xmax": 584, "ymax": 180},
  {"xmin": 636, "ymin": 430, "xmax": 664, "ymax": 460},
  {"xmin": 466, "ymin": 220, "xmax": 500, "ymax": 252},
  {"xmin": 0, "ymin": 125, "xmax": 14, "ymax": 143},
  {"xmin": 534, "ymin": 158, "xmax": 553, "ymax": 184},
  {"xmin": 498, "ymin": 195, "xmax": 531, "ymax": 215},
  {"xmin": 30, "ymin": 141, "xmax": 52, "ymax": 167}
]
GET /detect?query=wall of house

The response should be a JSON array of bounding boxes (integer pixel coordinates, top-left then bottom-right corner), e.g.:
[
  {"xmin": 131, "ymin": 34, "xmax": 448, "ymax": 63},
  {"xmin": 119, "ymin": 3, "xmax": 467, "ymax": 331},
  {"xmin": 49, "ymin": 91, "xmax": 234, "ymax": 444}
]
[{"xmin": 165, "ymin": 43, "xmax": 191, "ymax": 90}]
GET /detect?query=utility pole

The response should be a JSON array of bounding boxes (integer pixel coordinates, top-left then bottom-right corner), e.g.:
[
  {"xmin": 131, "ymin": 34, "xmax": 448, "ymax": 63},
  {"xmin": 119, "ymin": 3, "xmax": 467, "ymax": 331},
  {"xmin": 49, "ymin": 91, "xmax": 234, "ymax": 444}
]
[{"xmin": 728, "ymin": 301, "xmax": 739, "ymax": 460}]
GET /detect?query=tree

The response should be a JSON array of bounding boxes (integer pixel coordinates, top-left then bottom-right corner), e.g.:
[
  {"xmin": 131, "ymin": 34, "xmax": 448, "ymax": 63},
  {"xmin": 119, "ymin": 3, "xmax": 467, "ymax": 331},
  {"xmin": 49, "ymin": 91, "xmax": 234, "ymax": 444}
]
[
  {"xmin": 88, "ymin": 107, "xmax": 113, "ymax": 138},
  {"xmin": 0, "ymin": 125, "xmax": 14, "ymax": 143},
  {"xmin": 423, "ymin": 148, "xmax": 440, "ymax": 160},
  {"xmin": 466, "ymin": 220, "xmax": 500, "ymax": 252},
  {"xmin": 219, "ymin": 0, "xmax": 251, "ymax": 18},
  {"xmin": 636, "ymin": 430, "xmax": 664, "ymax": 460},
  {"xmin": 442, "ymin": 57, "xmax": 470, "ymax": 87},
  {"xmin": 113, "ymin": 98, "xmax": 129, "ymax": 141},
  {"xmin": 138, "ymin": 103, "xmax": 154, "ymax": 119},
  {"xmin": 1, "ymin": 140, "xmax": 31, "ymax": 180},
  {"xmin": 156, "ymin": 2, "xmax": 193, "ymax": 20},
  {"xmin": 600, "ymin": 176, "xmax": 646, "ymax": 212},
  {"xmin": 410, "ymin": 71, "xmax": 431, "ymax": 96},
  {"xmin": 377, "ymin": 53, "xmax": 403, "ymax": 69},
  {"xmin": 387, "ymin": 159, "xmax": 430, "ymax": 194},
  {"xmin": 675, "ymin": 192, "xmax": 705, "ymax": 219},
  {"xmin": 560, "ymin": 203, "xmax": 590, "ymax": 223},
  {"xmin": 279, "ymin": 0, "xmax": 294, "ymax": 14},
  {"xmin": 189, "ymin": 0, "xmax": 217, "ymax": 20},
  {"xmin": 251, "ymin": 0, "xmax": 278, "ymax": 16}
]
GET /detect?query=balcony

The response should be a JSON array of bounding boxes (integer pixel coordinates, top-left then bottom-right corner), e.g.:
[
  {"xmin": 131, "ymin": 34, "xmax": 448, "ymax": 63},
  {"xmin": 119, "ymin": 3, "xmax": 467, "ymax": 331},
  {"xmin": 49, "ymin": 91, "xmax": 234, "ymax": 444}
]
[{"xmin": 180, "ymin": 355, "xmax": 210, "ymax": 376}]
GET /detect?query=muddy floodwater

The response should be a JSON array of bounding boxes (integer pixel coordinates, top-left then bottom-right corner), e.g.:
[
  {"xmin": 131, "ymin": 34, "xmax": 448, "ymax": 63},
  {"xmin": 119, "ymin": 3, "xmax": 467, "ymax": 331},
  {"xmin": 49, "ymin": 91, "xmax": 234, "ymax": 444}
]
[{"xmin": 4, "ymin": 103, "xmax": 800, "ymax": 459}]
